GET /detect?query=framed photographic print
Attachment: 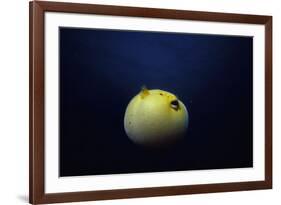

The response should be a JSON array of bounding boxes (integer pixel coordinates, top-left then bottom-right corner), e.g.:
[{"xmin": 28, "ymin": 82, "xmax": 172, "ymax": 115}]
[{"xmin": 29, "ymin": 1, "xmax": 272, "ymax": 204}]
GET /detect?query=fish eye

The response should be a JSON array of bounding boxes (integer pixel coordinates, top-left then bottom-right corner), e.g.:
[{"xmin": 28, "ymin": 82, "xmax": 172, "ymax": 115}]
[{"xmin": 170, "ymin": 100, "xmax": 179, "ymax": 110}]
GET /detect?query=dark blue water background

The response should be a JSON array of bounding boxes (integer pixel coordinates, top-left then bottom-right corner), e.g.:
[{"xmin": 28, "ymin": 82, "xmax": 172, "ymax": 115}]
[{"xmin": 59, "ymin": 28, "xmax": 253, "ymax": 176}]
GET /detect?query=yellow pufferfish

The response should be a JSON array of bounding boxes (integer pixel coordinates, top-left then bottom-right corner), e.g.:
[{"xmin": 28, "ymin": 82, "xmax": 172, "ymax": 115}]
[{"xmin": 124, "ymin": 87, "xmax": 189, "ymax": 147}]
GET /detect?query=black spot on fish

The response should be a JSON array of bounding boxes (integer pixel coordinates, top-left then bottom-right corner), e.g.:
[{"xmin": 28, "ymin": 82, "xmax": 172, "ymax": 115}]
[
  {"xmin": 171, "ymin": 100, "xmax": 179, "ymax": 111},
  {"xmin": 171, "ymin": 100, "xmax": 179, "ymax": 106}
]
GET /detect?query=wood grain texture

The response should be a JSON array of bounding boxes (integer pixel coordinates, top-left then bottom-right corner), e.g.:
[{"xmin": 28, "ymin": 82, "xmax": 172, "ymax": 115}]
[
  {"xmin": 264, "ymin": 17, "xmax": 273, "ymax": 187},
  {"xmin": 29, "ymin": 1, "xmax": 272, "ymax": 204},
  {"xmin": 29, "ymin": 1, "xmax": 45, "ymax": 204}
]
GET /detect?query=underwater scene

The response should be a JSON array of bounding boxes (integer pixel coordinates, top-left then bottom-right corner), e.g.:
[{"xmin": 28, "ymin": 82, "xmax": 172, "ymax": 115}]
[{"xmin": 59, "ymin": 27, "xmax": 253, "ymax": 177}]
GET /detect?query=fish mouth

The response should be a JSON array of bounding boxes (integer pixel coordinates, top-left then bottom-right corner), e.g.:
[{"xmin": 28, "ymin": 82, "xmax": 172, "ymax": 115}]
[{"xmin": 170, "ymin": 99, "xmax": 179, "ymax": 111}]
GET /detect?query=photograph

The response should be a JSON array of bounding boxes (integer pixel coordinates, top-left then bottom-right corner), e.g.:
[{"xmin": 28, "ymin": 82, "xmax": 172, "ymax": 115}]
[{"xmin": 59, "ymin": 27, "xmax": 253, "ymax": 177}]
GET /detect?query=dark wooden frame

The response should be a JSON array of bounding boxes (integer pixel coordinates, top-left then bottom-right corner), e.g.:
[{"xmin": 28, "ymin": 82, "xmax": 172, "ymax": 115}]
[{"xmin": 29, "ymin": 1, "xmax": 272, "ymax": 204}]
